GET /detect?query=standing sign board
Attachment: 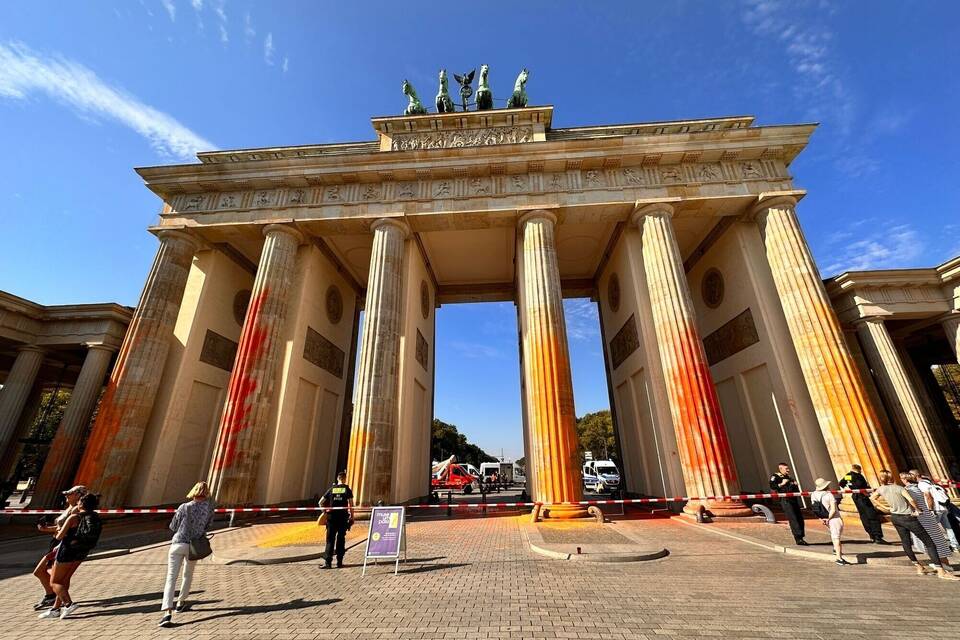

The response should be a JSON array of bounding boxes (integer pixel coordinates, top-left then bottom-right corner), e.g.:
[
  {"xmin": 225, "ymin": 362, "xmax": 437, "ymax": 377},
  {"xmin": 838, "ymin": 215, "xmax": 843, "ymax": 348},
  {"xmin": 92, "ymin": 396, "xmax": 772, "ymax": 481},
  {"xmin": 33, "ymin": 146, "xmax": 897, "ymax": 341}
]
[{"xmin": 362, "ymin": 506, "xmax": 407, "ymax": 575}]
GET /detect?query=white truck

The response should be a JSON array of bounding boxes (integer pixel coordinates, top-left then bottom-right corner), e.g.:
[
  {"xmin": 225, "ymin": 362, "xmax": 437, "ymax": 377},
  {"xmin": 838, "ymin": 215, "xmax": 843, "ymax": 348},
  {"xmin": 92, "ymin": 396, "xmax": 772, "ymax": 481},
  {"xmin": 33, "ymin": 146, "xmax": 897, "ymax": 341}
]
[
  {"xmin": 582, "ymin": 460, "xmax": 621, "ymax": 494},
  {"xmin": 480, "ymin": 461, "xmax": 514, "ymax": 486}
]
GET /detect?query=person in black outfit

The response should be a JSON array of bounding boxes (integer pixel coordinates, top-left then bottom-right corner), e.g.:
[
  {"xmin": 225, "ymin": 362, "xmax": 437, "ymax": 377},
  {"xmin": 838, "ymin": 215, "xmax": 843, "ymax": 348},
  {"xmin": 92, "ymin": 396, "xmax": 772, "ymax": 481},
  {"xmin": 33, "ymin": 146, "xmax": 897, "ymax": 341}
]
[
  {"xmin": 770, "ymin": 463, "xmax": 807, "ymax": 545},
  {"xmin": 838, "ymin": 463, "xmax": 887, "ymax": 543},
  {"xmin": 320, "ymin": 471, "xmax": 354, "ymax": 569}
]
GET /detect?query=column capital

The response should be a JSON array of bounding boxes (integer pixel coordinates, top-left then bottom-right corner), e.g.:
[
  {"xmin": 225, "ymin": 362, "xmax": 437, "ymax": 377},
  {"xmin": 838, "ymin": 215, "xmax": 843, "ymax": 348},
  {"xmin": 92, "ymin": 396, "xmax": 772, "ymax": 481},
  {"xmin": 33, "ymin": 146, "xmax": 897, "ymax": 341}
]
[
  {"xmin": 852, "ymin": 315, "xmax": 887, "ymax": 328},
  {"xmin": 16, "ymin": 344, "xmax": 45, "ymax": 355},
  {"xmin": 83, "ymin": 342, "xmax": 119, "ymax": 354},
  {"xmin": 370, "ymin": 217, "xmax": 411, "ymax": 238},
  {"xmin": 747, "ymin": 193, "xmax": 800, "ymax": 221},
  {"xmin": 262, "ymin": 223, "xmax": 304, "ymax": 244},
  {"xmin": 517, "ymin": 209, "xmax": 558, "ymax": 228},
  {"xmin": 153, "ymin": 227, "xmax": 202, "ymax": 253},
  {"xmin": 630, "ymin": 201, "xmax": 675, "ymax": 226}
]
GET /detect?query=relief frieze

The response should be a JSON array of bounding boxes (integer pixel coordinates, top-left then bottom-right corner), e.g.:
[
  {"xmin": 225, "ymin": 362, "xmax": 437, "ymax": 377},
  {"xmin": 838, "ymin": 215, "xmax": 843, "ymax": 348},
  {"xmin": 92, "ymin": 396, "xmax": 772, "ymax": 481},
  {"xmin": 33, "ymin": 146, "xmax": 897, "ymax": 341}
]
[
  {"xmin": 390, "ymin": 126, "xmax": 534, "ymax": 151},
  {"xmin": 169, "ymin": 158, "xmax": 785, "ymax": 213},
  {"xmin": 199, "ymin": 329, "xmax": 238, "ymax": 372},
  {"xmin": 303, "ymin": 326, "xmax": 345, "ymax": 378},
  {"xmin": 703, "ymin": 308, "xmax": 760, "ymax": 366},
  {"xmin": 609, "ymin": 314, "xmax": 640, "ymax": 370}
]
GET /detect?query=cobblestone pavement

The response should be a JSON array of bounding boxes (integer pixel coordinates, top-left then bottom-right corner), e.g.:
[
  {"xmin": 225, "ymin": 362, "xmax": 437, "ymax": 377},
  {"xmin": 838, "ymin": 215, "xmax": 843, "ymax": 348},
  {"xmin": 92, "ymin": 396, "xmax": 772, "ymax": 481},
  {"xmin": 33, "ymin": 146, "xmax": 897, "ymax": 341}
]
[{"xmin": 3, "ymin": 514, "xmax": 959, "ymax": 640}]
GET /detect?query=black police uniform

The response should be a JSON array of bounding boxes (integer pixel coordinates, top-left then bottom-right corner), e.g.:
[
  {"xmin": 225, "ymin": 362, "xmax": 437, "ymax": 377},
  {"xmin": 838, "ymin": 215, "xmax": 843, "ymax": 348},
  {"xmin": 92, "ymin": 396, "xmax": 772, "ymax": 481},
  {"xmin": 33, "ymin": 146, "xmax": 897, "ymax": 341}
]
[
  {"xmin": 321, "ymin": 482, "xmax": 353, "ymax": 567},
  {"xmin": 770, "ymin": 472, "xmax": 805, "ymax": 543},
  {"xmin": 839, "ymin": 470, "xmax": 884, "ymax": 541}
]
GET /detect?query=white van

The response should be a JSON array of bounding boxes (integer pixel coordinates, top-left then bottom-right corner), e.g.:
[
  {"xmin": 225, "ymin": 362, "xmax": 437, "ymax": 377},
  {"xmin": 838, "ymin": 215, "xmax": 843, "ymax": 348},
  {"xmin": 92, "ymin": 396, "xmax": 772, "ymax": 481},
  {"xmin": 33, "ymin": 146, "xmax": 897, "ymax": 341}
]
[
  {"xmin": 480, "ymin": 461, "xmax": 514, "ymax": 485},
  {"xmin": 512, "ymin": 463, "xmax": 526, "ymax": 486},
  {"xmin": 582, "ymin": 460, "xmax": 621, "ymax": 494}
]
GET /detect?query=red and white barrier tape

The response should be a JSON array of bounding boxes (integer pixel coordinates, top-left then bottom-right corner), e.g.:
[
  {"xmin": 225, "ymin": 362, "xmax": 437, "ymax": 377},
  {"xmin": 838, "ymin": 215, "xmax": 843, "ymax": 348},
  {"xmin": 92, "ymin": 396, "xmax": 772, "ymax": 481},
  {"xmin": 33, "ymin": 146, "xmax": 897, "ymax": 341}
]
[{"xmin": 5, "ymin": 484, "xmax": 957, "ymax": 516}]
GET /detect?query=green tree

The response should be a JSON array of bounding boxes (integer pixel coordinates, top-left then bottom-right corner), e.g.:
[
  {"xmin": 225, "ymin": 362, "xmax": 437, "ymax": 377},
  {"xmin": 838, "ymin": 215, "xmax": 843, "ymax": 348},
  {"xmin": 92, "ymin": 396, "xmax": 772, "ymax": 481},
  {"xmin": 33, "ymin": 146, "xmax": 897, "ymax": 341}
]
[
  {"xmin": 14, "ymin": 389, "xmax": 71, "ymax": 481},
  {"xmin": 575, "ymin": 410, "xmax": 616, "ymax": 462},
  {"xmin": 431, "ymin": 418, "xmax": 498, "ymax": 467}
]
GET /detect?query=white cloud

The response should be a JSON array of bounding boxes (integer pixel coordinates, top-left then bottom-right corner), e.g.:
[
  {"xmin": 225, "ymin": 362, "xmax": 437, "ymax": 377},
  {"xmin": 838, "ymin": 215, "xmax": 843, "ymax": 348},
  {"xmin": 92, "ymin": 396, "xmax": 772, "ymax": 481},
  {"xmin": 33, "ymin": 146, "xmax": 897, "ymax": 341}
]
[
  {"xmin": 190, "ymin": 0, "xmax": 203, "ymax": 10},
  {"xmin": 563, "ymin": 299, "xmax": 600, "ymax": 342},
  {"xmin": 822, "ymin": 220, "xmax": 924, "ymax": 274},
  {"xmin": 0, "ymin": 41, "xmax": 215, "ymax": 161},
  {"xmin": 244, "ymin": 13, "xmax": 256, "ymax": 41},
  {"xmin": 742, "ymin": 0, "xmax": 854, "ymax": 136},
  {"xmin": 160, "ymin": 0, "xmax": 176, "ymax": 21},
  {"xmin": 451, "ymin": 341, "xmax": 504, "ymax": 360},
  {"xmin": 213, "ymin": 0, "xmax": 228, "ymax": 43},
  {"xmin": 264, "ymin": 32, "xmax": 274, "ymax": 65},
  {"xmin": 282, "ymin": 56, "xmax": 289, "ymax": 74}
]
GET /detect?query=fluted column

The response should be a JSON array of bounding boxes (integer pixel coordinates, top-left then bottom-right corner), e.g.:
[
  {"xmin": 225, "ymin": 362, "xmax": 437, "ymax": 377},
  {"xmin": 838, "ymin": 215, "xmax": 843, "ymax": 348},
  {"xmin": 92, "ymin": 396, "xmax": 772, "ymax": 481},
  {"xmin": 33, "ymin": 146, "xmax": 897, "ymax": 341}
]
[
  {"xmin": 942, "ymin": 313, "xmax": 960, "ymax": 363},
  {"xmin": 751, "ymin": 196, "xmax": 896, "ymax": 482},
  {"xmin": 208, "ymin": 224, "xmax": 303, "ymax": 505},
  {"xmin": 517, "ymin": 210, "xmax": 586, "ymax": 519},
  {"xmin": 634, "ymin": 203, "xmax": 751, "ymax": 516},
  {"xmin": 32, "ymin": 344, "xmax": 116, "ymax": 506},
  {"xmin": 74, "ymin": 229, "xmax": 199, "ymax": 505},
  {"xmin": 0, "ymin": 346, "xmax": 45, "ymax": 457},
  {"xmin": 346, "ymin": 218, "xmax": 408, "ymax": 507},
  {"xmin": 856, "ymin": 318, "xmax": 950, "ymax": 481}
]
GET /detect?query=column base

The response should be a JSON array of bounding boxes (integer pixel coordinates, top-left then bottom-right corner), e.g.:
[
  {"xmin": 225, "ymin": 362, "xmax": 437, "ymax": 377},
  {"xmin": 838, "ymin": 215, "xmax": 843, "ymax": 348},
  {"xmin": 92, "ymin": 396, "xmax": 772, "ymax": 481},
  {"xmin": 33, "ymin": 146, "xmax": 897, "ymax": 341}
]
[
  {"xmin": 685, "ymin": 499, "xmax": 754, "ymax": 518},
  {"xmin": 540, "ymin": 504, "xmax": 591, "ymax": 520}
]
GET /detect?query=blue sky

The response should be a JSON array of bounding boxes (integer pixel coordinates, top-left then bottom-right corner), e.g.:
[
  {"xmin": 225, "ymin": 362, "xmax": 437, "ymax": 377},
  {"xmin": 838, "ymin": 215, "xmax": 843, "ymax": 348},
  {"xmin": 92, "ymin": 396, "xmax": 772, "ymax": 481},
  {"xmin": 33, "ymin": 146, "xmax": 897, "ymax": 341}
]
[{"xmin": 1, "ymin": 1, "xmax": 958, "ymax": 459}]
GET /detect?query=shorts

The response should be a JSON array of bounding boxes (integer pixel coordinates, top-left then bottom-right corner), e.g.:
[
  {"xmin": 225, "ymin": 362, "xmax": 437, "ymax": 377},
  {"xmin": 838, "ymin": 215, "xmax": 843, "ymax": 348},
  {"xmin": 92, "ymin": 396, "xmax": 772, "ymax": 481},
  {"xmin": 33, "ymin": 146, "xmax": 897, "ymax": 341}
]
[{"xmin": 827, "ymin": 517, "xmax": 844, "ymax": 540}]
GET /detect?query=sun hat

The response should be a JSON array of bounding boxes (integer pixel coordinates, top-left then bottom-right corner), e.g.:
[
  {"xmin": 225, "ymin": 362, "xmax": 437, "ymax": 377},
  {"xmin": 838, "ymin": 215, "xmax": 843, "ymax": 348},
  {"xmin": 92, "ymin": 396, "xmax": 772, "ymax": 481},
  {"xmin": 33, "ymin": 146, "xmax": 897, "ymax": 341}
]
[
  {"xmin": 62, "ymin": 485, "xmax": 89, "ymax": 496},
  {"xmin": 814, "ymin": 477, "xmax": 831, "ymax": 491}
]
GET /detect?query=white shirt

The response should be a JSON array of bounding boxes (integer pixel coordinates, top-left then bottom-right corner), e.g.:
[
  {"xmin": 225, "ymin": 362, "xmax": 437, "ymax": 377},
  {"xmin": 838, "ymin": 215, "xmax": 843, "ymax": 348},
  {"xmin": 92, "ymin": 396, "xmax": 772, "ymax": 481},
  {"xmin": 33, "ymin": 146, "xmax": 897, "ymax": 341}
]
[
  {"xmin": 810, "ymin": 490, "xmax": 840, "ymax": 519},
  {"xmin": 917, "ymin": 478, "xmax": 947, "ymax": 513}
]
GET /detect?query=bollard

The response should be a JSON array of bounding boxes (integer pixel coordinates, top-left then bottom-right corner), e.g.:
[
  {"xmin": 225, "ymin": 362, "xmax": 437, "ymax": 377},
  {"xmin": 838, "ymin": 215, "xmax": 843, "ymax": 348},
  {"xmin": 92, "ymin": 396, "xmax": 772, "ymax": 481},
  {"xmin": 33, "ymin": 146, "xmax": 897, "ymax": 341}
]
[
  {"xmin": 447, "ymin": 491, "xmax": 452, "ymax": 517},
  {"xmin": 229, "ymin": 509, "xmax": 236, "ymax": 528}
]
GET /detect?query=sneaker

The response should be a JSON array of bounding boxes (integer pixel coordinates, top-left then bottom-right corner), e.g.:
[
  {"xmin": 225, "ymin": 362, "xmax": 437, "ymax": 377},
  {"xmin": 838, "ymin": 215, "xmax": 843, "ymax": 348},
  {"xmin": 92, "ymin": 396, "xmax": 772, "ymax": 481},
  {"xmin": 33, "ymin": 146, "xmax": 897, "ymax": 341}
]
[
  {"xmin": 175, "ymin": 602, "xmax": 187, "ymax": 613},
  {"xmin": 158, "ymin": 613, "xmax": 173, "ymax": 628},
  {"xmin": 33, "ymin": 594, "xmax": 57, "ymax": 611},
  {"xmin": 796, "ymin": 540, "xmax": 810, "ymax": 546},
  {"xmin": 38, "ymin": 608, "xmax": 61, "ymax": 619},
  {"xmin": 938, "ymin": 570, "xmax": 960, "ymax": 581},
  {"xmin": 59, "ymin": 603, "xmax": 80, "ymax": 619},
  {"xmin": 336, "ymin": 559, "xmax": 343, "ymax": 568},
  {"xmin": 917, "ymin": 565, "xmax": 937, "ymax": 575}
]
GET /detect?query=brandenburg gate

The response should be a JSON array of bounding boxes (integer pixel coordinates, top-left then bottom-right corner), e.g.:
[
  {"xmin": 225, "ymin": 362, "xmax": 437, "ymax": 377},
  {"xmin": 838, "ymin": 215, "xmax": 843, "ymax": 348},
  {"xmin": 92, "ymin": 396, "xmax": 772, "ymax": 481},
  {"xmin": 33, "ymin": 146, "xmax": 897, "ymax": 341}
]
[{"xmin": 66, "ymin": 103, "xmax": 920, "ymax": 516}]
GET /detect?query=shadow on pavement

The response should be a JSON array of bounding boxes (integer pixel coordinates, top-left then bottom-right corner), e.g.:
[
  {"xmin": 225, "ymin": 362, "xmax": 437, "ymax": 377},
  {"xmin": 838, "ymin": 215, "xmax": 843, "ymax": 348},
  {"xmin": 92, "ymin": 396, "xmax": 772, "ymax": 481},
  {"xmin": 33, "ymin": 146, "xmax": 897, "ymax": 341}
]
[
  {"xmin": 71, "ymin": 599, "xmax": 222, "ymax": 619},
  {"xmin": 180, "ymin": 597, "xmax": 341, "ymax": 626},
  {"xmin": 396, "ymin": 562, "xmax": 470, "ymax": 575}
]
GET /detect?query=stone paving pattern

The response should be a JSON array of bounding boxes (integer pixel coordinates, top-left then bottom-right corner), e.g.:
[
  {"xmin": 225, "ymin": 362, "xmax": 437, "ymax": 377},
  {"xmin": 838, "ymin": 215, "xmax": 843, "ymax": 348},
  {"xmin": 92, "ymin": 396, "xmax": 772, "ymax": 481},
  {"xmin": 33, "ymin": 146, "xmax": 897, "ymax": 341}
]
[{"xmin": 3, "ymin": 514, "xmax": 959, "ymax": 639}]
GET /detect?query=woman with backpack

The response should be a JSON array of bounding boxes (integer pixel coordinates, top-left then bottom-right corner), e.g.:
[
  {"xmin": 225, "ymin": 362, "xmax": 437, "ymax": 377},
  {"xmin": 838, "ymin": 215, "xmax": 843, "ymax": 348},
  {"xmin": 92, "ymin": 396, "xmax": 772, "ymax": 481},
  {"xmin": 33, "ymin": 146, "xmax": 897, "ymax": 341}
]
[
  {"xmin": 810, "ymin": 478, "xmax": 850, "ymax": 566},
  {"xmin": 32, "ymin": 484, "xmax": 86, "ymax": 612},
  {"xmin": 39, "ymin": 493, "xmax": 102, "ymax": 620},
  {"xmin": 158, "ymin": 481, "xmax": 215, "ymax": 628}
]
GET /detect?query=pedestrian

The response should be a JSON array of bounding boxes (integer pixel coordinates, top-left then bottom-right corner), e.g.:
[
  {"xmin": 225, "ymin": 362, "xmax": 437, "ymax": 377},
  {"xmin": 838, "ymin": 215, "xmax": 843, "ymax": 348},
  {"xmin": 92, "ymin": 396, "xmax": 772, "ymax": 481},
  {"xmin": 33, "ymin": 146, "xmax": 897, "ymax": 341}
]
[
  {"xmin": 903, "ymin": 471, "xmax": 955, "ymax": 567},
  {"xmin": 910, "ymin": 469, "xmax": 959, "ymax": 551},
  {"xmin": 870, "ymin": 470, "xmax": 958, "ymax": 580},
  {"xmin": 39, "ymin": 492, "xmax": 103, "ymax": 619},
  {"xmin": 319, "ymin": 471, "xmax": 354, "ymax": 569},
  {"xmin": 158, "ymin": 481, "xmax": 215, "ymax": 628},
  {"xmin": 810, "ymin": 478, "xmax": 850, "ymax": 565},
  {"xmin": 838, "ymin": 464, "xmax": 887, "ymax": 544},
  {"xmin": 770, "ymin": 463, "xmax": 807, "ymax": 545},
  {"xmin": 32, "ymin": 485, "xmax": 87, "ymax": 612}
]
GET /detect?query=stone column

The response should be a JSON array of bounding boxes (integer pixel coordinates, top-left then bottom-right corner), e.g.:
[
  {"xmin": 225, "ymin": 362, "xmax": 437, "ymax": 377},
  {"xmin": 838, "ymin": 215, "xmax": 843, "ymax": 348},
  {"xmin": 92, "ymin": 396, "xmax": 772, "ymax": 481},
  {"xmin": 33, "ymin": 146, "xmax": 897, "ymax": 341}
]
[
  {"xmin": 74, "ymin": 229, "xmax": 199, "ymax": 506},
  {"xmin": 346, "ymin": 219, "xmax": 408, "ymax": 507},
  {"xmin": 942, "ymin": 313, "xmax": 960, "ymax": 363},
  {"xmin": 751, "ymin": 196, "xmax": 897, "ymax": 482},
  {"xmin": 0, "ymin": 346, "xmax": 45, "ymax": 458},
  {"xmin": 855, "ymin": 318, "xmax": 949, "ymax": 478},
  {"xmin": 634, "ymin": 203, "xmax": 751, "ymax": 516},
  {"xmin": 208, "ymin": 224, "xmax": 303, "ymax": 505},
  {"xmin": 32, "ymin": 344, "xmax": 116, "ymax": 507},
  {"xmin": 517, "ymin": 210, "xmax": 586, "ymax": 519}
]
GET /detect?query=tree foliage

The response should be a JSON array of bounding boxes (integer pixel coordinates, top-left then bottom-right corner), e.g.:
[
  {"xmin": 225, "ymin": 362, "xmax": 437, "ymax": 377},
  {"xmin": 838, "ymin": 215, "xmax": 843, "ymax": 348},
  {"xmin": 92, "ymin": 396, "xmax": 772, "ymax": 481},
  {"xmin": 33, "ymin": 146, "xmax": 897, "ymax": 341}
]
[
  {"xmin": 575, "ymin": 410, "xmax": 617, "ymax": 462},
  {"xmin": 431, "ymin": 418, "xmax": 498, "ymax": 467}
]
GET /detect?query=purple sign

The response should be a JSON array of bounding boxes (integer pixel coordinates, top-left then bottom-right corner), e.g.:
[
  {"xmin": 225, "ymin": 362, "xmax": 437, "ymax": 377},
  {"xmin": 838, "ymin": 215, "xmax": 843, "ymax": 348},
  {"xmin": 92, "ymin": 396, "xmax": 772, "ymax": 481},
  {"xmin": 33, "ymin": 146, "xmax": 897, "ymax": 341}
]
[{"xmin": 365, "ymin": 506, "xmax": 405, "ymax": 558}]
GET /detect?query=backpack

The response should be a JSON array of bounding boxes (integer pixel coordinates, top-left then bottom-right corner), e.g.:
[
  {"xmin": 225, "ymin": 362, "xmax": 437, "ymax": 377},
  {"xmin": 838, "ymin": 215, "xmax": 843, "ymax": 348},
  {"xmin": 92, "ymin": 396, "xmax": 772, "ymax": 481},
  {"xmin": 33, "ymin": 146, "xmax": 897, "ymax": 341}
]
[
  {"xmin": 929, "ymin": 483, "xmax": 950, "ymax": 507},
  {"xmin": 72, "ymin": 513, "xmax": 102, "ymax": 552},
  {"xmin": 810, "ymin": 495, "xmax": 830, "ymax": 519}
]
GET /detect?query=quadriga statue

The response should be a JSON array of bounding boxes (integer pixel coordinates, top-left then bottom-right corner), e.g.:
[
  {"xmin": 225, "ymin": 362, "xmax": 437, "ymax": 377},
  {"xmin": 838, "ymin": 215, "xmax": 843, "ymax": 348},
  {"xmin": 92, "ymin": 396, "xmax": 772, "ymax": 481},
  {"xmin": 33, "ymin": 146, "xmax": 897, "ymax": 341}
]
[
  {"xmin": 402, "ymin": 79, "xmax": 427, "ymax": 116},
  {"xmin": 507, "ymin": 68, "xmax": 529, "ymax": 109},
  {"xmin": 475, "ymin": 64, "xmax": 493, "ymax": 110},
  {"xmin": 436, "ymin": 70, "xmax": 455, "ymax": 113}
]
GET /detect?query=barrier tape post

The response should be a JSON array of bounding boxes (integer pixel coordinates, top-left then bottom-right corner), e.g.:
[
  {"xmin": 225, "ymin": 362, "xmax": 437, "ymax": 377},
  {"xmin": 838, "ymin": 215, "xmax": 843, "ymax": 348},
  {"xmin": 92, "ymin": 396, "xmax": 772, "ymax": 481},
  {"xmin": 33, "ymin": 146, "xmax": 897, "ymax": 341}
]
[{"xmin": 229, "ymin": 508, "xmax": 236, "ymax": 528}]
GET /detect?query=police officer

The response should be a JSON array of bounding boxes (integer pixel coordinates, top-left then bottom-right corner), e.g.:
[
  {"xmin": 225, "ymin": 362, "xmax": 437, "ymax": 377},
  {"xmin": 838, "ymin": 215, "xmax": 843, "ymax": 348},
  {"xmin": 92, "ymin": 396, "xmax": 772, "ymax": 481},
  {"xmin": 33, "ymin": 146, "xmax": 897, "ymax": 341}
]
[
  {"xmin": 770, "ymin": 463, "xmax": 807, "ymax": 545},
  {"xmin": 319, "ymin": 471, "xmax": 354, "ymax": 569},
  {"xmin": 838, "ymin": 463, "xmax": 886, "ymax": 543}
]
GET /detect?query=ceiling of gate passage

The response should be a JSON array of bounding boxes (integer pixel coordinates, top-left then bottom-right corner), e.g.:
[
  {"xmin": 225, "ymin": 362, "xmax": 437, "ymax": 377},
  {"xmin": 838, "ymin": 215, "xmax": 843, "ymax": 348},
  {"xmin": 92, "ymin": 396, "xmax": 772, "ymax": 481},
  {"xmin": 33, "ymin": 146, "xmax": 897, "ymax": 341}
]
[{"xmin": 201, "ymin": 202, "xmax": 724, "ymax": 304}]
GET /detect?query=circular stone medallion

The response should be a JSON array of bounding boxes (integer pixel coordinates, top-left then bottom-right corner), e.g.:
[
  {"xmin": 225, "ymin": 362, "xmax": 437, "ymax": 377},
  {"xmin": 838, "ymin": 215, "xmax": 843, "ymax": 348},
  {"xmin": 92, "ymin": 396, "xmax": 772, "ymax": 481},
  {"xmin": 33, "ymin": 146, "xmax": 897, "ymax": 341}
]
[
  {"xmin": 608, "ymin": 273, "xmax": 621, "ymax": 313},
  {"xmin": 420, "ymin": 280, "xmax": 430, "ymax": 319},
  {"xmin": 233, "ymin": 290, "xmax": 252, "ymax": 326},
  {"xmin": 702, "ymin": 268, "xmax": 724, "ymax": 309},
  {"xmin": 326, "ymin": 285, "xmax": 343, "ymax": 325}
]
